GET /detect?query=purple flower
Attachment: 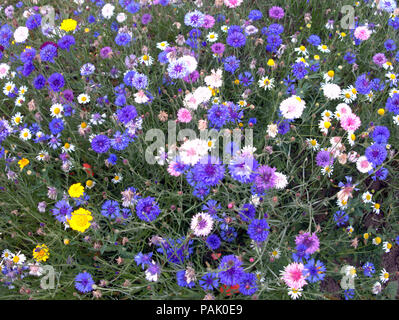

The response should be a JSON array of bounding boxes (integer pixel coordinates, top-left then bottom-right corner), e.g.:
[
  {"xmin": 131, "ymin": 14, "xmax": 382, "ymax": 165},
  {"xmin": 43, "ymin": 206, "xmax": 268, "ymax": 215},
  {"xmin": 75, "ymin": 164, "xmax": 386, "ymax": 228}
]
[
  {"xmin": 211, "ymin": 42, "xmax": 225, "ymax": 55},
  {"xmin": 141, "ymin": 13, "xmax": 152, "ymax": 24},
  {"xmin": 269, "ymin": 6, "xmax": 285, "ymax": 20},
  {"xmin": 316, "ymin": 150, "xmax": 334, "ymax": 167},
  {"xmin": 372, "ymin": 53, "xmax": 387, "ymax": 66},
  {"xmin": 295, "ymin": 232, "xmax": 319, "ymax": 255},
  {"xmin": 253, "ymin": 165, "xmax": 277, "ymax": 193}
]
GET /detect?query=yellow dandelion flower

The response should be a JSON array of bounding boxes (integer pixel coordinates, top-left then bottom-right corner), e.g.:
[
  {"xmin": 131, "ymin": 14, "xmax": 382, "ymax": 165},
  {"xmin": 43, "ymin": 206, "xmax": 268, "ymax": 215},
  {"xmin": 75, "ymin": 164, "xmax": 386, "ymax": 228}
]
[
  {"xmin": 67, "ymin": 208, "xmax": 93, "ymax": 233},
  {"xmin": 68, "ymin": 183, "xmax": 84, "ymax": 198},
  {"xmin": 60, "ymin": 19, "xmax": 77, "ymax": 32}
]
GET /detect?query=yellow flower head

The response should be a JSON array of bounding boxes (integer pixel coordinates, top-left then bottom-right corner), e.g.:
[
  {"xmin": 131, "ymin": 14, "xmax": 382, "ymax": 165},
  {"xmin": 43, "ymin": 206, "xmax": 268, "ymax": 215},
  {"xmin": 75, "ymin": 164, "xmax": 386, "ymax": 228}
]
[
  {"xmin": 33, "ymin": 244, "xmax": 50, "ymax": 262},
  {"xmin": 60, "ymin": 19, "xmax": 77, "ymax": 32},
  {"xmin": 18, "ymin": 158, "xmax": 29, "ymax": 171},
  {"xmin": 67, "ymin": 208, "xmax": 93, "ymax": 233},
  {"xmin": 68, "ymin": 183, "xmax": 84, "ymax": 198}
]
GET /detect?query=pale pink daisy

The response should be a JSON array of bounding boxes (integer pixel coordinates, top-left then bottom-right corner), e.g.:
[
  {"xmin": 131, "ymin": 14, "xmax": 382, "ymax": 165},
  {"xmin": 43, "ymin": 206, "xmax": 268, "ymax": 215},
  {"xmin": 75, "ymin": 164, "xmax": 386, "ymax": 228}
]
[
  {"xmin": 280, "ymin": 262, "xmax": 307, "ymax": 289},
  {"xmin": 177, "ymin": 108, "xmax": 192, "ymax": 123},
  {"xmin": 279, "ymin": 96, "xmax": 306, "ymax": 120},
  {"xmin": 190, "ymin": 212, "xmax": 214, "ymax": 237},
  {"xmin": 356, "ymin": 156, "xmax": 373, "ymax": 173},
  {"xmin": 354, "ymin": 26, "xmax": 371, "ymax": 41},
  {"xmin": 224, "ymin": 0, "xmax": 243, "ymax": 8},
  {"xmin": 340, "ymin": 113, "xmax": 361, "ymax": 132},
  {"xmin": 204, "ymin": 69, "xmax": 223, "ymax": 88},
  {"xmin": 335, "ymin": 103, "xmax": 352, "ymax": 119}
]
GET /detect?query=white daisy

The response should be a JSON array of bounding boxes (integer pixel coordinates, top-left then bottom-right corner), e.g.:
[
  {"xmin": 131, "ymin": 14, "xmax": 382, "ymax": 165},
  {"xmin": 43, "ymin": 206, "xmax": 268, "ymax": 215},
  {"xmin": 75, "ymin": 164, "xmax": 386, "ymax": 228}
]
[
  {"xmin": 19, "ymin": 128, "xmax": 32, "ymax": 141},
  {"xmin": 50, "ymin": 103, "xmax": 64, "ymax": 118},
  {"xmin": 379, "ymin": 269, "xmax": 389, "ymax": 283},
  {"xmin": 77, "ymin": 93, "xmax": 90, "ymax": 104},
  {"xmin": 206, "ymin": 32, "xmax": 218, "ymax": 42}
]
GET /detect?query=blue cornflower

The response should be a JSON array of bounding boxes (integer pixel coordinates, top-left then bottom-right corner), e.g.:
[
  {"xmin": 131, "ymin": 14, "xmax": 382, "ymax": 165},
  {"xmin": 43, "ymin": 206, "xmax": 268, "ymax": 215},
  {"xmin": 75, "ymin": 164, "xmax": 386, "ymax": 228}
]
[
  {"xmin": 117, "ymin": 105, "xmax": 138, "ymax": 124},
  {"xmin": 307, "ymin": 34, "xmax": 321, "ymax": 46},
  {"xmin": 126, "ymin": 1, "xmax": 140, "ymax": 14},
  {"xmin": 199, "ymin": 273, "xmax": 219, "ymax": 290},
  {"xmin": 111, "ymin": 131, "xmax": 130, "ymax": 151},
  {"xmin": 91, "ymin": 134, "xmax": 111, "ymax": 154},
  {"xmin": 33, "ymin": 74, "xmax": 46, "ymax": 90},
  {"xmin": 58, "ymin": 35, "xmax": 75, "ymax": 51},
  {"xmin": 384, "ymin": 39, "xmax": 396, "ymax": 51},
  {"xmin": 372, "ymin": 167, "xmax": 389, "ymax": 181},
  {"xmin": 208, "ymin": 104, "xmax": 230, "ymax": 129},
  {"xmin": 226, "ymin": 32, "xmax": 246, "ymax": 48},
  {"xmin": 344, "ymin": 52, "xmax": 356, "ymax": 64},
  {"xmin": 334, "ymin": 210, "xmax": 348, "ymax": 227},
  {"xmin": 304, "ymin": 259, "xmax": 326, "ymax": 282},
  {"xmin": 386, "ymin": 93, "xmax": 399, "ymax": 114},
  {"xmin": 47, "ymin": 73, "xmax": 64, "ymax": 92},
  {"xmin": 176, "ymin": 270, "xmax": 195, "ymax": 288},
  {"xmin": 220, "ymin": 226, "xmax": 237, "ymax": 243},
  {"xmin": 363, "ymin": 262, "xmax": 375, "ymax": 277},
  {"xmin": 132, "ymin": 73, "xmax": 148, "ymax": 90},
  {"xmin": 206, "ymin": 234, "xmax": 221, "ymax": 250},
  {"xmin": 134, "ymin": 252, "xmax": 153, "ymax": 270},
  {"xmin": 267, "ymin": 23, "xmax": 284, "ymax": 35},
  {"xmin": 218, "ymin": 255, "xmax": 244, "ymax": 286},
  {"xmin": 156, "ymin": 237, "xmax": 193, "ymax": 265},
  {"xmin": 365, "ymin": 143, "xmax": 387, "ymax": 166},
  {"xmin": 239, "ymin": 204, "xmax": 256, "ymax": 222},
  {"xmin": 239, "ymin": 273, "xmax": 258, "ymax": 296},
  {"xmin": 248, "ymin": 219, "xmax": 269, "ymax": 242},
  {"xmin": 238, "ymin": 71, "xmax": 254, "ymax": 86},
  {"xmin": 266, "ymin": 34, "xmax": 282, "ymax": 52},
  {"xmin": 248, "ymin": 10, "xmax": 263, "ymax": 21},
  {"xmin": 184, "ymin": 10, "xmax": 205, "ymax": 28},
  {"xmin": 343, "ymin": 289, "xmax": 355, "ymax": 300},
  {"xmin": 292, "ymin": 244, "xmax": 310, "ymax": 262},
  {"xmin": 355, "ymin": 74, "xmax": 372, "ymax": 95},
  {"xmin": 372, "ymin": 126, "xmax": 390, "ymax": 144},
  {"xmin": 115, "ymin": 32, "xmax": 131, "ymax": 46},
  {"xmin": 26, "ymin": 14, "xmax": 41, "ymax": 29},
  {"xmin": 135, "ymin": 196, "xmax": 161, "ymax": 222},
  {"xmin": 52, "ymin": 200, "xmax": 72, "ymax": 223},
  {"xmin": 20, "ymin": 48, "xmax": 36, "ymax": 63},
  {"xmin": 75, "ymin": 272, "xmax": 94, "ymax": 293},
  {"xmin": 40, "ymin": 44, "xmax": 57, "ymax": 63},
  {"xmin": 202, "ymin": 200, "xmax": 221, "ymax": 217},
  {"xmin": 49, "ymin": 118, "xmax": 64, "ymax": 135},
  {"xmin": 292, "ymin": 62, "xmax": 308, "ymax": 80},
  {"xmin": 193, "ymin": 183, "xmax": 210, "ymax": 200},
  {"xmin": 192, "ymin": 156, "xmax": 225, "ymax": 187},
  {"xmin": 101, "ymin": 200, "xmax": 120, "ymax": 219}
]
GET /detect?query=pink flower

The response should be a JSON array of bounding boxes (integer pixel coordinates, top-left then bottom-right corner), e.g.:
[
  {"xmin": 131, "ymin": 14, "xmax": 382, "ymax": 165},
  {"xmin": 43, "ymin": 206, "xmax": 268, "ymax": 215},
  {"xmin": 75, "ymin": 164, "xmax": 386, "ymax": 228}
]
[
  {"xmin": 340, "ymin": 113, "xmax": 361, "ymax": 132},
  {"xmin": 177, "ymin": 108, "xmax": 192, "ymax": 123},
  {"xmin": 356, "ymin": 156, "xmax": 373, "ymax": 173},
  {"xmin": 202, "ymin": 15, "xmax": 215, "ymax": 29},
  {"xmin": 281, "ymin": 262, "xmax": 307, "ymax": 289},
  {"xmin": 224, "ymin": 0, "xmax": 243, "ymax": 8},
  {"xmin": 354, "ymin": 26, "xmax": 371, "ymax": 41}
]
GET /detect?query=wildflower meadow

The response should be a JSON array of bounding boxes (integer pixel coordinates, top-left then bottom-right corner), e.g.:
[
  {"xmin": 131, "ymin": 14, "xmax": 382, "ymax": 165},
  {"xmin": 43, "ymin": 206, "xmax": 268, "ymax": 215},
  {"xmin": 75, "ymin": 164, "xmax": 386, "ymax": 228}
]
[{"xmin": 0, "ymin": 0, "xmax": 399, "ymax": 302}]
